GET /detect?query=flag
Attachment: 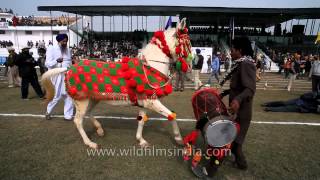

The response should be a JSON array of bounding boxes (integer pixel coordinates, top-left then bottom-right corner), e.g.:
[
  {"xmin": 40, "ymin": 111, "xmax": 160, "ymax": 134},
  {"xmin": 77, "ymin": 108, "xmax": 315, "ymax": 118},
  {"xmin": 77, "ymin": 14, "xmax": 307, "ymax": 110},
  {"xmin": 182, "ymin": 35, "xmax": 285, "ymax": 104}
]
[
  {"xmin": 315, "ymin": 32, "xmax": 320, "ymax": 44},
  {"xmin": 165, "ymin": 16, "xmax": 172, "ymax": 30}
]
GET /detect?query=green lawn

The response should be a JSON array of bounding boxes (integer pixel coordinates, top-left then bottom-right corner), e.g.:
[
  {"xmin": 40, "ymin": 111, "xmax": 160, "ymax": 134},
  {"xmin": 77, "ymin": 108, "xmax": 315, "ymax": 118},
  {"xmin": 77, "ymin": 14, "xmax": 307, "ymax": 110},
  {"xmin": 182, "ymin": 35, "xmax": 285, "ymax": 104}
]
[{"xmin": 0, "ymin": 83, "xmax": 319, "ymax": 180}]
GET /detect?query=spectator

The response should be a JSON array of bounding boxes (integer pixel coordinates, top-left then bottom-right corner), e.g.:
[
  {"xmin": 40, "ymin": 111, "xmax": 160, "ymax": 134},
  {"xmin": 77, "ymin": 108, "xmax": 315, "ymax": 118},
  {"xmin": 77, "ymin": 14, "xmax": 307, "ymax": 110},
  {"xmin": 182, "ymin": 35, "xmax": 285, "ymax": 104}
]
[
  {"xmin": 309, "ymin": 56, "xmax": 320, "ymax": 98},
  {"xmin": 15, "ymin": 47, "xmax": 44, "ymax": 100},
  {"xmin": 192, "ymin": 49, "xmax": 203, "ymax": 90},
  {"xmin": 5, "ymin": 47, "xmax": 21, "ymax": 88}
]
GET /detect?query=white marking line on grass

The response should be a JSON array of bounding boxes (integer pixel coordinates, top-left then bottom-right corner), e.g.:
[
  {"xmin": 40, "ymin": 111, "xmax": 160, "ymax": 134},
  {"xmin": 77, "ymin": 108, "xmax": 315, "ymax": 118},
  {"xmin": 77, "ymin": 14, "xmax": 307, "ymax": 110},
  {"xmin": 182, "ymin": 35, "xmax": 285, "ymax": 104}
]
[{"xmin": 0, "ymin": 113, "xmax": 320, "ymax": 126}]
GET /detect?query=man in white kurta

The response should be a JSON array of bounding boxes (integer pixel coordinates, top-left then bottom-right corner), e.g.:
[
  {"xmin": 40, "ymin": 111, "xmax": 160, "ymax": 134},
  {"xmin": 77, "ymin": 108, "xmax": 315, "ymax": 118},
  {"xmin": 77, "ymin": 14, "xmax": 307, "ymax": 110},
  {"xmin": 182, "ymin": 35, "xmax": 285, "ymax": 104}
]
[{"xmin": 45, "ymin": 34, "xmax": 74, "ymax": 121}]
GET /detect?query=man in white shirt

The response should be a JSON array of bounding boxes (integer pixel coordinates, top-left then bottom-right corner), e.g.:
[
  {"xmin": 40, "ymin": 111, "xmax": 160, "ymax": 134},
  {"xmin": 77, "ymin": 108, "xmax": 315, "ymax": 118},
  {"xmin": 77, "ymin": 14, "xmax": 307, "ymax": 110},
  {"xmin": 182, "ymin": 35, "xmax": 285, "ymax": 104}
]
[{"xmin": 45, "ymin": 34, "xmax": 74, "ymax": 121}]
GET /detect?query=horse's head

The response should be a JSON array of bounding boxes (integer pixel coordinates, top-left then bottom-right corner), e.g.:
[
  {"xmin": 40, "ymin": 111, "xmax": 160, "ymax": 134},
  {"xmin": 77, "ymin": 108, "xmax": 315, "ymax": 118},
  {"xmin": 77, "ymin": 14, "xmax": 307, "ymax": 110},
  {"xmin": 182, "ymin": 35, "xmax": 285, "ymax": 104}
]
[{"xmin": 142, "ymin": 18, "xmax": 192, "ymax": 76}]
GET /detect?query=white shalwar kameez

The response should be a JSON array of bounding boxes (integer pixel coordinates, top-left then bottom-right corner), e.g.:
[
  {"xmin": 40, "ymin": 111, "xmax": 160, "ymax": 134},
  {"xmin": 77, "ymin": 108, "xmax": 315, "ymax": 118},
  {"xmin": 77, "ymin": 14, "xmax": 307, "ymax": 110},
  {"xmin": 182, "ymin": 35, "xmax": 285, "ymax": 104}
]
[{"xmin": 45, "ymin": 45, "xmax": 74, "ymax": 119}]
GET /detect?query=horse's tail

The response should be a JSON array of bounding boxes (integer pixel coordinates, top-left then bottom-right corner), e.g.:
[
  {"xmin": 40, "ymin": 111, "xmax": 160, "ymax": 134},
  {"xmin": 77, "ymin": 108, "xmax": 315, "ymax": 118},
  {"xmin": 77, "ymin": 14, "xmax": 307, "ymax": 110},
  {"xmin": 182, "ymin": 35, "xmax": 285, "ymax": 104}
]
[{"xmin": 41, "ymin": 68, "xmax": 68, "ymax": 104}]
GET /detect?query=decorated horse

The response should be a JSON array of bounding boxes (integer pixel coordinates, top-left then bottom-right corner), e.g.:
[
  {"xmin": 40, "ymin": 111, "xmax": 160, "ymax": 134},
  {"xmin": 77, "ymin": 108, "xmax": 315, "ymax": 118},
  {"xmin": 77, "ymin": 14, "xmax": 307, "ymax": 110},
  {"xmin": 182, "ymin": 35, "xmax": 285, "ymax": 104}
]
[{"xmin": 41, "ymin": 18, "xmax": 192, "ymax": 149}]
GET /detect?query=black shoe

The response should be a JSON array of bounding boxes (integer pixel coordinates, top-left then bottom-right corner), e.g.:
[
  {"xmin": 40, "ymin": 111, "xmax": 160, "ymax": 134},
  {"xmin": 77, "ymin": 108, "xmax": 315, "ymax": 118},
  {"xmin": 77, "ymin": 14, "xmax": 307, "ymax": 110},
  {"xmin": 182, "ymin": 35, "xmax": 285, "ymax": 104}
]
[{"xmin": 231, "ymin": 143, "xmax": 248, "ymax": 170}]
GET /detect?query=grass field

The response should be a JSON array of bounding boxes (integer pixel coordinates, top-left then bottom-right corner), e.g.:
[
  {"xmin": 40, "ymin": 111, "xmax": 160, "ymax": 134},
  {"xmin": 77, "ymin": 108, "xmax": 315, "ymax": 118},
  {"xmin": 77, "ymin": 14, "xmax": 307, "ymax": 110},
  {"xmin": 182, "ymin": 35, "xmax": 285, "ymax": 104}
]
[{"xmin": 0, "ymin": 82, "xmax": 320, "ymax": 180}]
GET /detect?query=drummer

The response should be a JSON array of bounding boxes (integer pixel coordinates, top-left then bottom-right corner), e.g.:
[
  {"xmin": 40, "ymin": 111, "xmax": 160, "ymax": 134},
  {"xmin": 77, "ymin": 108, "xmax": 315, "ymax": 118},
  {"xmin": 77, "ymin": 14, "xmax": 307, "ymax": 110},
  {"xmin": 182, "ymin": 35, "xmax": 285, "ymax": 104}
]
[{"xmin": 228, "ymin": 36, "xmax": 256, "ymax": 170}]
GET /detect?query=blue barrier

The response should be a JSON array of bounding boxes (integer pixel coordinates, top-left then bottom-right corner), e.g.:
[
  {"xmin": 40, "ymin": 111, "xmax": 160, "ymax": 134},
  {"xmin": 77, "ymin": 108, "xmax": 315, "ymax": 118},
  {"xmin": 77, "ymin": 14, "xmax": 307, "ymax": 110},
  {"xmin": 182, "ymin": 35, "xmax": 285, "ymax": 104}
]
[{"xmin": 0, "ymin": 56, "xmax": 7, "ymax": 65}]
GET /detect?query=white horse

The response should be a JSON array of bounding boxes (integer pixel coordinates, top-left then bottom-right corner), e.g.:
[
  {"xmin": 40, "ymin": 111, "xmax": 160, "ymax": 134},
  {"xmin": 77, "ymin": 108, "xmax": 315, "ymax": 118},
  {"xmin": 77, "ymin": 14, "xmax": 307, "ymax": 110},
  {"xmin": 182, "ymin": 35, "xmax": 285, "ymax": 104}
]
[{"xmin": 41, "ymin": 18, "xmax": 192, "ymax": 149}]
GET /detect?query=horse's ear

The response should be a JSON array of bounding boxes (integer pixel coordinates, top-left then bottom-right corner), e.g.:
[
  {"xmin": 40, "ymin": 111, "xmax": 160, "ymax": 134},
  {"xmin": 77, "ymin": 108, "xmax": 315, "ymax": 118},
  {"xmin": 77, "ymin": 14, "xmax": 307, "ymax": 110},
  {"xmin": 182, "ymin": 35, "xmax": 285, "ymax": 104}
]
[{"xmin": 177, "ymin": 18, "xmax": 187, "ymax": 31}]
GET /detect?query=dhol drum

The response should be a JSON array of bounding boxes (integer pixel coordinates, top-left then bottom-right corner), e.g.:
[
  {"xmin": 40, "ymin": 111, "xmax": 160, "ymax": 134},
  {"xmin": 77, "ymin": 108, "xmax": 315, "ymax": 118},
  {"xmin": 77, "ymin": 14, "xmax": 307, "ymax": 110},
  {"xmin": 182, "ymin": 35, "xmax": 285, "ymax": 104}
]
[
  {"xmin": 183, "ymin": 87, "xmax": 239, "ymax": 178},
  {"xmin": 191, "ymin": 88, "xmax": 238, "ymax": 147}
]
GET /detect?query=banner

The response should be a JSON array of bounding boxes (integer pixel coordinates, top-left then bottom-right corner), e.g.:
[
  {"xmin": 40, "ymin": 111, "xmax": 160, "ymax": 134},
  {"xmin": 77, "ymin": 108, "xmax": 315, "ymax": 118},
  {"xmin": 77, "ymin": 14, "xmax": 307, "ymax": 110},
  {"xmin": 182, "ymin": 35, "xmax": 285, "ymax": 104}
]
[{"xmin": 191, "ymin": 47, "xmax": 213, "ymax": 73}]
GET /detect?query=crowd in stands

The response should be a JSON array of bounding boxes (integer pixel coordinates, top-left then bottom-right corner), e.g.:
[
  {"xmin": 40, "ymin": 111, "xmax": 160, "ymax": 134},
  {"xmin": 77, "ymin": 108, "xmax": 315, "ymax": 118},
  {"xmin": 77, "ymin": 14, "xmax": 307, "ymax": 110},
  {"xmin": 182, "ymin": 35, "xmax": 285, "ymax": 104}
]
[
  {"xmin": 0, "ymin": 41, "xmax": 13, "ymax": 48},
  {"xmin": 11, "ymin": 15, "xmax": 77, "ymax": 26},
  {"xmin": 190, "ymin": 26, "xmax": 272, "ymax": 36},
  {"xmin": 73, "ymin": 39, "xmax": 143, "ymax": 61}
]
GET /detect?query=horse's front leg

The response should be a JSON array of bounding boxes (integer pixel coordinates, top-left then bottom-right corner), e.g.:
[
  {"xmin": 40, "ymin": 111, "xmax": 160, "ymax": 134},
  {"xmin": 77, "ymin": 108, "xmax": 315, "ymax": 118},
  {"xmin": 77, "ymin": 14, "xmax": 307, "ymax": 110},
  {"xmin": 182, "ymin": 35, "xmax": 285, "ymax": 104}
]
[
  {"xmin": 74, "ymin": 99, "xmax": 100, "ymax": 149},
  {"xmin": 136, "ymin": 110, "xmax": 149, "ymax": 147},
  {"xmin": 142, "ymin": 99, "xmax": 183, "ymax": 145}
]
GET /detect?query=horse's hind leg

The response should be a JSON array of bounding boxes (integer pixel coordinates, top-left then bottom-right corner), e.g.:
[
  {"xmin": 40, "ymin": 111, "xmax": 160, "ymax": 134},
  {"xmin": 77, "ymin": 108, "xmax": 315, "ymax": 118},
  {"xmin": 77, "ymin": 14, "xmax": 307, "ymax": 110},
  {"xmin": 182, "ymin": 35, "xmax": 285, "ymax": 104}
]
[
  {"xmin": 87, "ymin": 100, "xmax": 104, "ymax": 137},
  {"xmin": 74, "ymin": 99, "xmax": 99, "ymax": 149},
  {"xmin": 143, "ymin": 99, "xmax": 183, "ymax": 145},
  {"xmin": 136, "ymin": 110, "xmax": 149, "ymax": 147}
]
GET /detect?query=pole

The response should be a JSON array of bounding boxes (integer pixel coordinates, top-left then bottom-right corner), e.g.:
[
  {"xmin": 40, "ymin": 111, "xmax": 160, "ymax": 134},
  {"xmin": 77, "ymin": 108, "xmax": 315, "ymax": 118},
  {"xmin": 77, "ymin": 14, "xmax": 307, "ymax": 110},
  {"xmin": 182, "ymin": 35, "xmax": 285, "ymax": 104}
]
[
  {"xmin": 76, "ymin": 14, "xmax": 78, "ymax": 46},
  {"xmin": 130, "ymin": 15, "xmax": 132, "ymax": 32},
  {"xmin": 146, "ymin": 16, "xmax": 147, "ymax": 32},
  {"xmin": 113, "ymin": 16, "xmax": 115, "ymax": 32},
  {"xmin": 50, "ymin": 11, "xmax": 53, "ymax": 44},
  {"xmin": 67, "ymin": 13, "xmax": 70, "ymax": 47},
  {"xmin": 121, "ymin": 16, "xmax": 123, "ymax": 32},
  {"xmin": 102, "ymin": 15, "xmax": 104, "ymax": 34},
  {"xmin": 304, "ymin": 19, "xmax": 308, "ymax": 35},
  {"xmin": 137, "ymin": 16, "xmax": 138, "ymax": 30}
]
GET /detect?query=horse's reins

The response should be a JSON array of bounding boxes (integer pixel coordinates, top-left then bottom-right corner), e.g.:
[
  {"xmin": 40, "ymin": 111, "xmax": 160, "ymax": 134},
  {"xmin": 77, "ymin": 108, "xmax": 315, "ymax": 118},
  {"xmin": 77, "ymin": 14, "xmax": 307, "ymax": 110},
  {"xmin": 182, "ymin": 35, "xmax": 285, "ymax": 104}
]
[{"xmin": 142, "ymin": 59, "xmax": 174, "ymax": 89}]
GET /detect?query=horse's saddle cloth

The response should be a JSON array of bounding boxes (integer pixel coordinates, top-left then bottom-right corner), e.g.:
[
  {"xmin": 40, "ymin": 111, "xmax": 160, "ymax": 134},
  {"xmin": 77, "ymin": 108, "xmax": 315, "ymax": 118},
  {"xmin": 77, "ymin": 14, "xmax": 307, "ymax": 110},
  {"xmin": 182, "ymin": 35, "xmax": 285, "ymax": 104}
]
[{"xmin": 65, "ymin": 58, "xmax": 173, "ymax": 102}]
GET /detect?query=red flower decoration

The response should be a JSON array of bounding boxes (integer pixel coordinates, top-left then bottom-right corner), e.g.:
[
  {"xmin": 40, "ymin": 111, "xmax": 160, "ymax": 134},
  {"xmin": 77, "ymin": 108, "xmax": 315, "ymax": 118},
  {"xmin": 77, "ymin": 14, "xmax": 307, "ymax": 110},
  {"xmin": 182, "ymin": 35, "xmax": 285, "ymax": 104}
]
[
  {"xmin": 155, "ymin": 88, "xmax": 164, "ymax": 96},
  {"xmin": 111, "ymin": 77, "xmax": 120, "ymax": 85},
  {"xmin": 109, "ymin": 63, "xmax": 116, "ymax": 68},
  {"xmin": 130, "ymin": 69, "xmax": 138, "ymax": 76},
  {"xmin": 97, "ymin": 75, "xmax": 104, "ymax": 83},
  {"xmin": 127, "ymin": 79, "xmax": 137, "ymax": 87},
  {"xmin": 105, "ymin": 84, "xmax": 113, "ymax": 92},
  {"xmin": 97, "ymin": 62, "xmax": 103, "ymax": 68},
  {"xmin": 122, "ymin": 56, "xmax": 130, "ymax": 63},
  {"xmin": 90, "ymin": 67, "xmax": 96, "ymax": 74},
  {"xmin": 175, "ymin": 46, "xmax": 182, "ymax": 54},
  {"xmin": 74, "ymin": 75, "xmax": 81, "ymax": 83},
  {"xmin": 133, "ymin": 58, "xmax": 140, "ymax": 66},
  {"xmin": 164, "ymin": 85, "xmax": 173, "ymax": 94},
  {"xmin": 145, "ymin": 89, "xmax": 154, "ymax": 96},
  {"xmin": 85, "ymin": 74, "xmax": 92, "ymax": 82},
  {"xmin": 120, "ymin": 86, "xmax": 128, "ymax": 94},
  {"xmin": 77, "ymin": 66, "xmax": 84, "ymax": 73},
  {"xmin": 136, "ymin": 85, "xmax": 144, "ymax": 93},
  {"xmin": 83, "ymin": 60, "xmax": 90, "ymax": 65},
  {"xmin": 121, "ymin": 63, "xmax": 129, "ymax": 71},
  {"xmin": 116, "ymin": 69, "xmax": 124, "ymax": 77},
  {"xmin": 69, "ymin": 86, "xmax": 77, "ymax": 95},
  {"xmin": 103, "ymin": 69, "xmax": 109, "ymax": 75},
  {"xmin": 67, "ymin": 70, "xmax": 73, "ymax": 76},
  {"xmin": 183, "ymin": 50, "xmax": 188, "ymax": 58},
  {"xmin": 123, "ymin": 71, "xmax": 132, "ymax": 79},
  {"xmin": 92, "ymin": 83, "xmax": 99, "ymax": 92},
  {"xmin": 82, "ymin": 84, "xmax": 88, "ymax": 92}
]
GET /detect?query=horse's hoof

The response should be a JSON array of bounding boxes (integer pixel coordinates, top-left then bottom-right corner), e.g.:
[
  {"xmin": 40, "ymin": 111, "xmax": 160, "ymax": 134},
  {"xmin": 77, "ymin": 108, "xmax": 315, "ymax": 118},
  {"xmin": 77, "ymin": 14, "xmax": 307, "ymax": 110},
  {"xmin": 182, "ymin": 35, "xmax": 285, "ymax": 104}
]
[
  {"xmin": 175, "ymin": 138, "xmax": 184, "ymax": 146},
  {"xmin": 96, "ymin": 128, "xmax": 104, "ymax": 137},
  {"xmin": 88, "ymin": 142, "xmax": 100, "ymax": 149},
  {"xmin": 139, "ymin": 141, "xmax": 150, "ymax": 148}
]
